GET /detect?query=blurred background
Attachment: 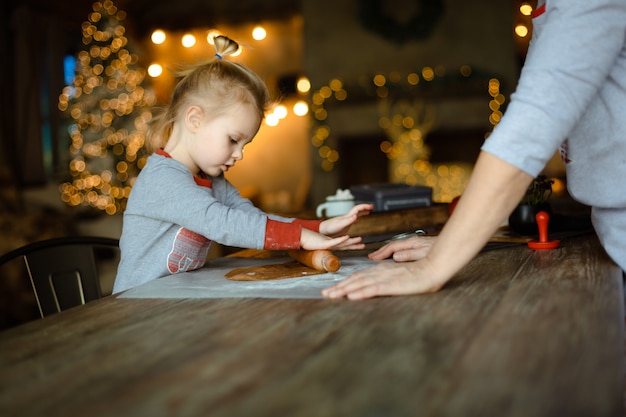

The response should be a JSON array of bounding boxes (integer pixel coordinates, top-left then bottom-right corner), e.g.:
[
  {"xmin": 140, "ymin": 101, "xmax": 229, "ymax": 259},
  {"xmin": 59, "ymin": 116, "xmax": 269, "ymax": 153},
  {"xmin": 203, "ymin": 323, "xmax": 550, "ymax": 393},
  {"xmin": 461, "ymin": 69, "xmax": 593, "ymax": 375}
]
[{"xmin": 2, "ymin": 0, "xmax": 563, "ymax": 326}]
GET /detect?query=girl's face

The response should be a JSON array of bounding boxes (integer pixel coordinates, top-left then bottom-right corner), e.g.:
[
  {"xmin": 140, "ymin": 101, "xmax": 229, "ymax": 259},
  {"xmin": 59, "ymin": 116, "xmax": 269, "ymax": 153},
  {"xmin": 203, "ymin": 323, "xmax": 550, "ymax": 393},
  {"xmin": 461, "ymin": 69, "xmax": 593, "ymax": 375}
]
[{"xmin": 190, "ymin": 102, "xmax": 261, "ymax": 177}]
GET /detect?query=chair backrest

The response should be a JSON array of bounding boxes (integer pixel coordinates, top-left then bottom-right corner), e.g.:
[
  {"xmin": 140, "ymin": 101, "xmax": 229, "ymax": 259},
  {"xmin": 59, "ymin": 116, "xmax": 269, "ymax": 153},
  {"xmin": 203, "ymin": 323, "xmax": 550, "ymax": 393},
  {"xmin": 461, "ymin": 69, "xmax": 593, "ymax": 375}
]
[{"xmin": 0, "ymin": 236, "xmax": 119, "ymax": 317}]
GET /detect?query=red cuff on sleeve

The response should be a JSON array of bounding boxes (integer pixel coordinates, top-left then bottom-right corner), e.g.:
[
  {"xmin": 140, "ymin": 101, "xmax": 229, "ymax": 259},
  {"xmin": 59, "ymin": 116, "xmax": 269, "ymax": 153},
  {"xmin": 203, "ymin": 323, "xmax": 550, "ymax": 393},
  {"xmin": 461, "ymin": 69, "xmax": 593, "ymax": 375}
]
[
  {"xmin": 264, "ymin": 219, "xmax": 302, "ymax": 250},
  {"xmin": 292, "ymin": 219, "xmax": 322, "ymax": 233}
]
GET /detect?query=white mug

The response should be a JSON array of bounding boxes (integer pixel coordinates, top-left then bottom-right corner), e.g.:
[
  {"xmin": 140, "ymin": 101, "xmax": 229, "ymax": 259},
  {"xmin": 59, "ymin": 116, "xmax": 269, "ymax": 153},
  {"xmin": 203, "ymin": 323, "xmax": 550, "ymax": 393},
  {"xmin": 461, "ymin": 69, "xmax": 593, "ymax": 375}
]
[{"xmin": 316, "ymin": 199, "xmax": 355, "ymax": 218}]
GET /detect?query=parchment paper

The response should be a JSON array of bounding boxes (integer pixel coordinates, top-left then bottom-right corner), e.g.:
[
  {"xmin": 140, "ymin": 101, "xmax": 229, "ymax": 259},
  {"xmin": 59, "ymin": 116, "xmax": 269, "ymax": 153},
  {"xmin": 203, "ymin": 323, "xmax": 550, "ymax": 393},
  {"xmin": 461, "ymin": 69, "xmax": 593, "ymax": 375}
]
[{"xmin": 118, "ymin": 256, "xmax": 381, "ymax": 299}]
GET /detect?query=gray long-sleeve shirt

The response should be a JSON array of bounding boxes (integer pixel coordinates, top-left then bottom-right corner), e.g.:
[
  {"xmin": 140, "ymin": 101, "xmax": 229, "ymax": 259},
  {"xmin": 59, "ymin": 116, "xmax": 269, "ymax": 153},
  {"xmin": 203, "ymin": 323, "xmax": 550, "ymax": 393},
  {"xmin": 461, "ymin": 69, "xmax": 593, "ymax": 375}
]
[{"xmin": 482, "ymin": 0, "xmax": 626, "ymax": 270}]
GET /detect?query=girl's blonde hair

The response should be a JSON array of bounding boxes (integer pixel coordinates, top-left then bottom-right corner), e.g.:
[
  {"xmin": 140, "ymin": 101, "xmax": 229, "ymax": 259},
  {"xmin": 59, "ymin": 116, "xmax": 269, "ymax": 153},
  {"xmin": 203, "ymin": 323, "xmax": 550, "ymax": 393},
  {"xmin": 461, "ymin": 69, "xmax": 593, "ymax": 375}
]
[{"xmin": 147, "ymin": 35, "xmax": 271, "ymax": 151}]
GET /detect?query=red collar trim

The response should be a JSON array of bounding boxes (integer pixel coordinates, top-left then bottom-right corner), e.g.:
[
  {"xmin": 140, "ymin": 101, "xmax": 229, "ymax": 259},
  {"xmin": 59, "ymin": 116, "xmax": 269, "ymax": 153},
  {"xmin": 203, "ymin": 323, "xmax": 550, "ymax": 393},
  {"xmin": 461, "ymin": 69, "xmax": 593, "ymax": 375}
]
[
  {"xmin": 156, "ymin": 148, "xmax": 171, "ymax": 158},
  {"xmin": 155, "ymin": 148, "xmax": 212, "ymax": 188},
  {"xmin": 194, "ymin": 176, "xmax": 213, "ymax": 188},
  {"xmin": 531, "ymin": 3, "xmax": 546, "ymax": 18}
]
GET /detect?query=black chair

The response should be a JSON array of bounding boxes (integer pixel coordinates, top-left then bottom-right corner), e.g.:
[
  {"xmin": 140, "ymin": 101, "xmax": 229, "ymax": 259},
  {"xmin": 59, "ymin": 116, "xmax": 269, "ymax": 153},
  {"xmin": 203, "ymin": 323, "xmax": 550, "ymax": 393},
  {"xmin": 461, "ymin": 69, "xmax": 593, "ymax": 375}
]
[{"xmin": 0, "ymin": 236, "xmax": 119, "ymax": 317}]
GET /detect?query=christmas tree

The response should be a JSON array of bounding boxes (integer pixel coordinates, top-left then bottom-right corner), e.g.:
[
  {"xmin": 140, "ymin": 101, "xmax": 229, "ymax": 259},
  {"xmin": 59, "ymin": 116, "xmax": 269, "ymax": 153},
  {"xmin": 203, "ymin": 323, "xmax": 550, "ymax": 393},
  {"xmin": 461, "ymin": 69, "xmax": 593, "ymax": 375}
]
[{"xmin": 58, "ymin": 0, "xmax": 155, "ymax": 215}]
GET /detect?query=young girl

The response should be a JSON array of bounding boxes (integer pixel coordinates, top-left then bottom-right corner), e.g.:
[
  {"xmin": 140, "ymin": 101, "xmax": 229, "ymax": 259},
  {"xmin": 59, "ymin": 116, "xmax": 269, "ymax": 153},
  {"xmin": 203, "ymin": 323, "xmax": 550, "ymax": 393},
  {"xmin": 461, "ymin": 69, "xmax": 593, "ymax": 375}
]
[{"xmin": 113, "ymin": 35, "xmax": 372, "ymax": 293}]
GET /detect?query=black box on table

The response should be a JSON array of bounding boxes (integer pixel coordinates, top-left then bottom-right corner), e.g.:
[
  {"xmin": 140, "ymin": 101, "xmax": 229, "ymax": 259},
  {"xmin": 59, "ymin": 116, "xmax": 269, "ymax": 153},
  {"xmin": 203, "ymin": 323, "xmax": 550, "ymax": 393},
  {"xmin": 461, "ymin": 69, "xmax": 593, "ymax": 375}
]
[{"xmin": 350, "ymin": 183, "xmax": 433, "ymax": 212}]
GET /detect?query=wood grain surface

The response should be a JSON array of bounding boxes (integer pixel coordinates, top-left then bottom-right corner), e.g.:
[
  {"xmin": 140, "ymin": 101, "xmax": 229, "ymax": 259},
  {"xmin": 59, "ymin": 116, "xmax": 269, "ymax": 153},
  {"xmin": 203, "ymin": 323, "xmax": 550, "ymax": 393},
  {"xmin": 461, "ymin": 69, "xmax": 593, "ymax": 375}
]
[
  {"xmin": 0, "ymin": 234, "xmax": 622, "ymax": 417},
  {"xmin": 346, "ymin": 204, "xmax": 449, "ymax": 237}
]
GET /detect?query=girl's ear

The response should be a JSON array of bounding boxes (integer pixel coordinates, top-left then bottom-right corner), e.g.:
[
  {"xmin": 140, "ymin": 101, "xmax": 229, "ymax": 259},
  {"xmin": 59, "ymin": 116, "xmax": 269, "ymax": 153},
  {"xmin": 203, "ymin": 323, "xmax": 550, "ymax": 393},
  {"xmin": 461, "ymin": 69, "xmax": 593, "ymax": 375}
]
[{"xmin": 184, "ymin": 106, "xmax": 204, "ymax": 132}]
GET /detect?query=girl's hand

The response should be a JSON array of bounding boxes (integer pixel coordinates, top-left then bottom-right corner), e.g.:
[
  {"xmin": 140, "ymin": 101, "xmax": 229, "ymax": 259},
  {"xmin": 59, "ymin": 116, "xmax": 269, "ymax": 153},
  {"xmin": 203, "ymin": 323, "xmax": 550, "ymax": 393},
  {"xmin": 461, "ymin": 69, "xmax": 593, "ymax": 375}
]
[
  {"xmin": 319, "ymin": 203, "xmax": 374, "ymax": 237},
  {"xmin": 300, "ymin": 228, "xmax": 366, "ymax": 251}
]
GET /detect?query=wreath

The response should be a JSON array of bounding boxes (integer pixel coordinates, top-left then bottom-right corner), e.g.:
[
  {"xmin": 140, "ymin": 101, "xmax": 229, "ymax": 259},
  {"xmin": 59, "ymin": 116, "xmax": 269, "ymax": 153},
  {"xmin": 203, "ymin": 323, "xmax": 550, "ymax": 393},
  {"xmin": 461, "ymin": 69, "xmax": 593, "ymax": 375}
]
[{"xmin": 358, "ymin": 0, "xmax": 445, "ymax": 44}]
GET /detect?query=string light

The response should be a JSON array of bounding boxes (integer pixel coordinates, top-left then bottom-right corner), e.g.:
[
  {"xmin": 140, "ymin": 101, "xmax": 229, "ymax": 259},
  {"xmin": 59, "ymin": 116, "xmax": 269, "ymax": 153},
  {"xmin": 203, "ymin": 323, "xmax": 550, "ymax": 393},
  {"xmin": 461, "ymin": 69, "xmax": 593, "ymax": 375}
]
[
  {"xmin": 293, "ymin": 100, "xmax": 308, "ymax": 116},
  {"xmin": 265, "ymin": 113, "xmax": 279, "ymax": 126},
  {"xmin": 151, "ymin": 29, "xmax": 166, "ymax": 44},
  {"xmin": 206, "ymin": 30, "xmax": 220, "ymax": 44},
  {"xmin": 296, "ymin": 77, "xmax": 311, "ymax": 94},
  {"xmin": 515, "ymin": 1, "xmax": 534, "ymax": 47},
  {"xmin": 488, "ymin": 78, "xmax": 504, "ymax": 126},
  {"xmin": 515, "ymin": 24, "xmax": 529, "ymax": 38},
  {"xmin": 181, "ymin": 33, "xmax": 196, "ymax": 48},
  {"xmin": 519, "ymin": 3, "xmax": 533, "ymax": 15},
  {"xmin": 273, "ymin": 105, "xmax": 288, "ymax": 119},
  {"xmin": 252, "ymin": 26, "xmax": 267, "ymax": 41},
  {"xmin": 147, "ymin": 63, "xmax": 163, "ymax": 77}
]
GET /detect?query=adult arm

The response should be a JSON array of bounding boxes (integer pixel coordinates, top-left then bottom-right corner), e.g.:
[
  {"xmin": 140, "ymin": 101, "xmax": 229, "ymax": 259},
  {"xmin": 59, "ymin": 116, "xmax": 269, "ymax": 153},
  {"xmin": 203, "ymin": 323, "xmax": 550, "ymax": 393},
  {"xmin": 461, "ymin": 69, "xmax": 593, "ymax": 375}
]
[{"xmin": 323, "ymin": 152, "xmax": 532, "ymax": 299}]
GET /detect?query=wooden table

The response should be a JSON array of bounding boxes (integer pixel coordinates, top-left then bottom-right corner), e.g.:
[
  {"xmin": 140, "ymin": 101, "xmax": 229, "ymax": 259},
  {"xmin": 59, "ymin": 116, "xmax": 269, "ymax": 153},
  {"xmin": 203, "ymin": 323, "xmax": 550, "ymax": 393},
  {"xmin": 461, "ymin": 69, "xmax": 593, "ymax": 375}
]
[{"xmin": 0, "ymin": 234, "xmax": 623, "ymax": 417}]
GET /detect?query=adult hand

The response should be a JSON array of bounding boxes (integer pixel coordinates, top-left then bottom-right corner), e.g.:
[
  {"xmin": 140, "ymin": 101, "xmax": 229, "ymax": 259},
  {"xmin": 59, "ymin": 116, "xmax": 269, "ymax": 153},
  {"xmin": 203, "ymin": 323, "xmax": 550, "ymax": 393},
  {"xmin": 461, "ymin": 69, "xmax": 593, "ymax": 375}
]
[
  {"xmin": 319, "ymin": 203, "xmax": 374, "ymax": 237},
  {"xmin": 368, "ymin": 236, "xmax": 437, "ymax": 262},
  {"xmin": 322, "ymin": 257, "xmax": 448, "ymax": 300},
  {"xmin": 322, "ymin": 236, "xmax": 439, "ymax": 299}
]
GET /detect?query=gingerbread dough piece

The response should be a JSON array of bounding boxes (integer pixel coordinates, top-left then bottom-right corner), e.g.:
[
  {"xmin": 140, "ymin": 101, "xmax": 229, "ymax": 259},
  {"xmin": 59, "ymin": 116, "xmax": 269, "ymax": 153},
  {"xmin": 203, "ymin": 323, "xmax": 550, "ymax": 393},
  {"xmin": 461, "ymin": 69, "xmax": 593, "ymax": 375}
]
[
  {"xmin": 225, "ymin": 249, "xmax": 341, "ymax": 281},
  {"xmin": 225, "ymin": 261, "xmax": 323, "ymax": 281}
]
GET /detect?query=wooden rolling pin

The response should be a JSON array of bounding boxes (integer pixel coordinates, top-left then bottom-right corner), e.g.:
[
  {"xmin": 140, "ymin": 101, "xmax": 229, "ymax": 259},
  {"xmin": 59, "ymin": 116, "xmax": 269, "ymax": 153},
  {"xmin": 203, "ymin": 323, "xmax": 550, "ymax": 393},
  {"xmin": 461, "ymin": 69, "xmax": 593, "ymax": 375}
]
[{"xmin": 287, "ymin": 249, "xmax": 341, "ymax": 272}]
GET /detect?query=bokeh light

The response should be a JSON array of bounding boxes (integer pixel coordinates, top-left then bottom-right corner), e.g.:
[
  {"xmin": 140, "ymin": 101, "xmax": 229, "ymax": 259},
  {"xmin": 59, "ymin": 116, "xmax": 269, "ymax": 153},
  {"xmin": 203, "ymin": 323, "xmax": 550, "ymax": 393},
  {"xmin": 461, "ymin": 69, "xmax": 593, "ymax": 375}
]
[
  {"xmin": 151, "ymin": 29, "xmax": 166, "ymax": 44},
  {"xmin": 252, "ymin": 26, "xmax": 267, "ymax": 40}
]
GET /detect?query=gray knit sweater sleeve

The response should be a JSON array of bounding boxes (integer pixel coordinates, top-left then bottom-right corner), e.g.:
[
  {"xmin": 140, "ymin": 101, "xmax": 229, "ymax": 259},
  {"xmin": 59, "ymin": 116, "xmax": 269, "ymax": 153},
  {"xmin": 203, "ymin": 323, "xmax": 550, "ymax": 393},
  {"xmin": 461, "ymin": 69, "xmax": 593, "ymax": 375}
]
[{"xmin": 481, "ymin": 0, "xmax": 626, "ymax": 208}]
